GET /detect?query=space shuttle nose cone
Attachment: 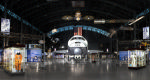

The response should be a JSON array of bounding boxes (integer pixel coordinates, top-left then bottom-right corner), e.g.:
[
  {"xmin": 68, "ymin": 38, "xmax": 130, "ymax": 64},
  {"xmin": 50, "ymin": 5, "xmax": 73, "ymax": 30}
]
[{"xmin": 74, "ymin": 48, "xmax": 82, "ymax": 54}]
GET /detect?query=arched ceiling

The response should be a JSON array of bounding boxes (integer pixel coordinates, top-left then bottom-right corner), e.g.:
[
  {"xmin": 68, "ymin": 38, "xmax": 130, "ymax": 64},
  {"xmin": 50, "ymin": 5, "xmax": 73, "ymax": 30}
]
[{"xmin": 0, "ymin": 0, "xmax": 150, "ymax": 36}]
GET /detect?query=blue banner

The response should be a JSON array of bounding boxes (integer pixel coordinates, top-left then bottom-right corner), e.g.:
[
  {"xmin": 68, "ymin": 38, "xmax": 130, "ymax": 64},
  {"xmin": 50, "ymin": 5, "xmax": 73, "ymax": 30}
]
[
  {"xmin": 0, "ymin": 49, "xmax": 2, "ymax": 62},
  {"xmin": 27, "ymin": 48, "xmax": 42, "ymax": 62},
  {"xmin": 119, "ymin": 51, "xmax": 128, "ymax": 61}
]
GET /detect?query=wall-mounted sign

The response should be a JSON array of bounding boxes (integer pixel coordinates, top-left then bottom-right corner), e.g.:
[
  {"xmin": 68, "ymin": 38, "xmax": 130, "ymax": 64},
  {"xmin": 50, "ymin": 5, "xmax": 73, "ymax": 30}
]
[{"xmin": 143, "ymin": 26, "xmax": 149, "ymax": 39}]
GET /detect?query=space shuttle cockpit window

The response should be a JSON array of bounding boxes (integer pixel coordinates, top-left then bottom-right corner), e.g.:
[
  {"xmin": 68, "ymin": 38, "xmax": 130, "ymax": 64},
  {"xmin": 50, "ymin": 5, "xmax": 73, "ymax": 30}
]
[
  {"xmin": 78, "ymin": 37, "xmax": 85, "ymax": 41},
  {"xmin": 71, "ymin": 37, "xmax": 76, "ymax": 40},
  {"xmin": 71, "ymin": 37, "xmax": 85, "ymax": 41}
]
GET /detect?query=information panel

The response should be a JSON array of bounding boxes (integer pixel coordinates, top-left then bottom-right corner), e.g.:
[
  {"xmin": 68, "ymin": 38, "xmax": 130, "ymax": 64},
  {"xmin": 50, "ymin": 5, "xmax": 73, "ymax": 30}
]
[
  {"xmin": 27, "ymin": 48, "xmax": 42, "ymax": 62},
  {"xmin": 143, "ymin": 26, "xmax": 149, "ymax": 39}
]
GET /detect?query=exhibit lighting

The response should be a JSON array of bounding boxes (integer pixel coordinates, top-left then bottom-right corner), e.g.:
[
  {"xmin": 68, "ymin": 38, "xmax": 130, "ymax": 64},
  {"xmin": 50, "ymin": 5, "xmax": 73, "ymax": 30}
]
[
  {"xmin": 128, "ymin": 16, "xmax": 144, "ymax": 25},
  {"xmin": 76, "ymin": 17, "xmax": 81, "ymax": 21},
  {"xmin": 61, "ymin": 45, "xmax": 65, "ymax": 48},
  {"xmin": 66, "ymin": 16, "xmax": 69, "ymax": 20},
  {"xmin": 114, "ymin": 51, "xmax": 118, "ymax": 54}
]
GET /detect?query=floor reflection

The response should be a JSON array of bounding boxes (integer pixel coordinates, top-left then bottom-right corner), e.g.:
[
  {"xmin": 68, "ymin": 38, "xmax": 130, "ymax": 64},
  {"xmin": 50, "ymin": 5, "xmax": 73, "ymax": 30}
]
[{"xmin": 0, "ymin": 59, "xmax": 150, "ymax": 80}]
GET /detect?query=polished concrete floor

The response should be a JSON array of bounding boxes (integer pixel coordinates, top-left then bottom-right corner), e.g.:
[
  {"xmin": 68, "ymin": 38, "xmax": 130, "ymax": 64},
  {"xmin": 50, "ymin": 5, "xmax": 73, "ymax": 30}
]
[{"xmin": 0, "ymin": 59, "xmax": 150, "ymax": 80}]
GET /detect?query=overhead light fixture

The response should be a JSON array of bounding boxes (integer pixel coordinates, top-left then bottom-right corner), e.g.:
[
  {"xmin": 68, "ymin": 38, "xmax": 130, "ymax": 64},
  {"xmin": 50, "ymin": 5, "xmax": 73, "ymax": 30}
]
[
  {"xmin": 128, "ymin": 16, "xmax": 144, "ymax": 25},
  {"xmin": 94, "ymin": 19, "xmax": 105, "ymax": 24}
]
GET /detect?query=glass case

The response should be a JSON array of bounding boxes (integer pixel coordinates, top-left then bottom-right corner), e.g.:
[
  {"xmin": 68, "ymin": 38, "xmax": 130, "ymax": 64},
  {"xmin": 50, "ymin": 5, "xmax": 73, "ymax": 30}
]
[
  {"xmin": 128, "ymin": 50, "xmax": 146, "ymax": 68},
  {"xmin": 3, "ymin": 47, "xmax": 26, "ymax": 73}
]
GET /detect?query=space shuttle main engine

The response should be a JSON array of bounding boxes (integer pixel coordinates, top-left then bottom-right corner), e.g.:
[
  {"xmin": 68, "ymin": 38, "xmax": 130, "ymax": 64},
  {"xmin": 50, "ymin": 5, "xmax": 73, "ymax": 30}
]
[{"xmin": 68, "ymin": 35, "xmax": 88, "ymax": 61}]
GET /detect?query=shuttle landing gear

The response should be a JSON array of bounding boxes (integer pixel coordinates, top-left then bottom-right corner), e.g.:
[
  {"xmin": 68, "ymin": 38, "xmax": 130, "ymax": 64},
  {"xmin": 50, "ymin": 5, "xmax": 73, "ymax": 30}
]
[{"xmin": 67, "ymin": 55, "xmax": 88, "ymax": 63}]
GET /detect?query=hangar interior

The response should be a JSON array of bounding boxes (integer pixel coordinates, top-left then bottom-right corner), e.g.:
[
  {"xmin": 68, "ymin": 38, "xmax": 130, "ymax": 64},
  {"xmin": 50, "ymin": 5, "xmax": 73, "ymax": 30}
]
[{"xmin": 0, "ymin": 0, "xmax": 150, "ymax": 80}]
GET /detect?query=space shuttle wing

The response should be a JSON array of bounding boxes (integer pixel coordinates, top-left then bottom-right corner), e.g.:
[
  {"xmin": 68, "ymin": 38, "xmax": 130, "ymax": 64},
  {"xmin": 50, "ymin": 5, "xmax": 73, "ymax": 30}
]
[
  {"xmin": 88, "ymin": 50, "xmax": 103, "ymax": 54},
  {"xmin": 53, "ymin": 50, "xmax": 68, "ymax": 54}
]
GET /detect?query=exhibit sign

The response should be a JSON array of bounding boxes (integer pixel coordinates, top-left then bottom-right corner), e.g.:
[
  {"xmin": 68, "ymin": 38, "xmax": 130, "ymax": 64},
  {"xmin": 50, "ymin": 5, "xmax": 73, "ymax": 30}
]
[
  {"xmin": 1, "ymin": 18, "xmax": 10, "ymax": 35},
  {"xmin": 119, "ymin": 51, "xmax": 128, "ymax": 61},
  {"xmin": 27, "ymin": 48, "xmax": 42, "ymax": 62},
  {"xmin": 143, "ymin": 26, "xmax": 149, "ymax": 39}
]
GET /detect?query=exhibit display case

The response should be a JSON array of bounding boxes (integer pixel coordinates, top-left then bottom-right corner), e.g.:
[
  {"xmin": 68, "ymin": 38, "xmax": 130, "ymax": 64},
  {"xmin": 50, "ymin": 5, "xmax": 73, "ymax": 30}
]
[
  {"xmin": 27, "ymin": 48, "xmax": 42, "ymax": 62},
  {"xmin": 3, "ymin": 46, "xmax": 26, "ymax": 73},
  {"xmin": 128, "ymin": 49, "xmax": 146, "ymax": 68}
]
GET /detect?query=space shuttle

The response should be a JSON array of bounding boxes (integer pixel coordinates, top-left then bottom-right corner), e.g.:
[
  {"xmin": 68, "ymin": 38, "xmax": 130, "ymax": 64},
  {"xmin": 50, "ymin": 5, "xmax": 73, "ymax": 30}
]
[{"xmin": 53, "ymin": 27, "xmax": 103, "ymax": 61}]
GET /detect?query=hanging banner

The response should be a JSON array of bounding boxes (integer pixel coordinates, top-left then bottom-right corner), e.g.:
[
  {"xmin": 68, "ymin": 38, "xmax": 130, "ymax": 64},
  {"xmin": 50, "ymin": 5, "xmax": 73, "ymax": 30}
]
[
  {"xmin": 1, "ymin": 18, "xmax": 10, "ymax": 35},
  {"xmin": 74, "ymin": 27, "xmax": 82, "ymax": 36},
  {"xmin": 74, "ymin": 27, "xmax": 78, "ymax": 35},
  {"xmin": 143, "ymin": 26, "xmax": 149, "ymax": 39},
  {"xmin": 78, "ymin": 27, "xmax": 82, "ymax": 36}
]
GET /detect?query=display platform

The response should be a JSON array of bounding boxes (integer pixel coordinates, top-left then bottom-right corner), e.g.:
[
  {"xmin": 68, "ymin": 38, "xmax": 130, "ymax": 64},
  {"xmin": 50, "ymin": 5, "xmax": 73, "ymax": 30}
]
[
  {"xmin": 128, "ymin": 49, "xmax": 147, "ymax": 69},
  {"xmin": 3, "ymin": 45, "xmax": 27, "ymax": 74}
]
